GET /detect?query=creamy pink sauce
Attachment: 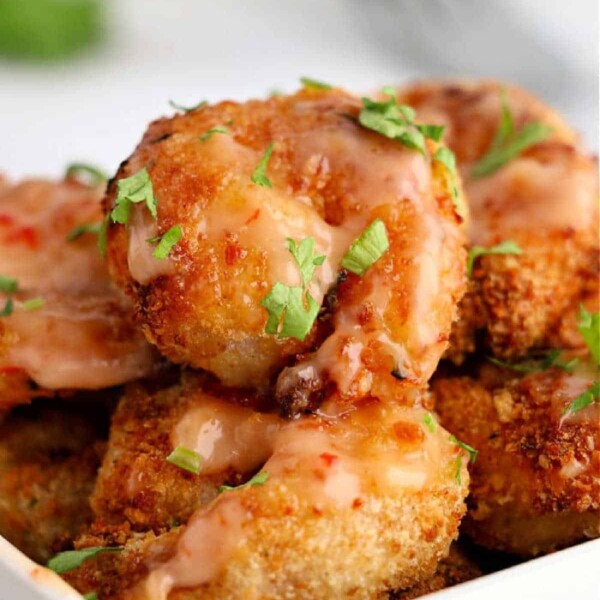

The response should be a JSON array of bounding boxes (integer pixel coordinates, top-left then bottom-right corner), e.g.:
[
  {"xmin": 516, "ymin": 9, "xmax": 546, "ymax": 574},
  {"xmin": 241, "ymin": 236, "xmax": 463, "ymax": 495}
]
[
  {"xmin": 465, "ymin": 154, "xmax": 598, "ymax": 245},
  {"xmin": 0, "ymin": 179, "xmax": 155, "ymax": 391},
  {"xmin": 131, "ymin": 399, "xmax": 458, "ymax": 599}
]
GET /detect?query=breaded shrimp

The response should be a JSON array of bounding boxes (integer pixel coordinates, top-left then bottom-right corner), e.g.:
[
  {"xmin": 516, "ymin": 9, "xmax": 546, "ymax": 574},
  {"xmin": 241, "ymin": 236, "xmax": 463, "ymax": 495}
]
[
  {"xmin": 64, "ymin": 383, "xmax": 468, "ymax": 600},
  {"xmin": 399, "ymin": 81, "xmax": 599, "ymax": 362},
  {"xmin": 0, "ymin": 402, "xmax": 107, "ymax": 563},
  {"xmin": 91, "ymin": 371, "xmax": 282, "ymax": 531},
  {"xmin": 104, "ymin": 87, "xmax": 466, "ymax": 400},
  {"xmin": 433, "ymin": 360, "xmax": 599, "ymax": 556},
  {"xmin": 0, "ymin": 177, "xmax": 157, "ymax": 407}
]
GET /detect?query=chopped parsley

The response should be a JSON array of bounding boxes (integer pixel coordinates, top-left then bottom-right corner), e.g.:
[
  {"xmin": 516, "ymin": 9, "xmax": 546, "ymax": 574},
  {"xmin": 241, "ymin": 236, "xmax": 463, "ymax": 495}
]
[
  {"xmin": 423, "ymin": 412, "xmax": 437, "ymax": 433},
  {"xmin": 0, "ymin": 275, "xmax": 18, "ymax": 294},
  {"xmin": 22, "ymin": 297, "xmax": 45, "ymax": 311},
  {"xmin": 0, "ymin": 297, "xmax": 13, "ymax": 318},
  {"xmin": 65, "ymin": 163, "xmax": 107, "ymax": 188},
  {"xmin": 47, "ymin": 546, "xmax": 122, "ymax": 574},
  {"xmin": 0, "ymin": 276, "xmax": 17, "ymax": 318},
  {"xmin": 166, "ymin": 446, "xmax": 202, "ymax": 475},
  {"xmin": 300, "ymin": 77, "xmax": 332, "ymax": 90},
  {"xmin": 357, "ymin": 90, "xmax": 445, "ymax": 155},
  {"xmin": 82, "ymin": 593, "xmax": 98, "ymax": 600},
  {"xmin": 199, "ymin": 126, "xmax": 230, "ymax": 142},
  {"xmin": 251, "ymin": 143, "xmax": 274, "ymax": 188},
  {"xmin": 111, "ymin": 168, "xmax": 157, "ymax": 224},
  {"xmin": 433, "ymin": 146, "xmax": 461, "ymax": 209},
  {"xmin": 169, "ymin": 99, "xmax": 207, "ymax": 113},
  {"xmin": 449, "ymin": 434, "xmax": 478, "ymax": 463},
  {"xmin": 218, "ymin": 471, "xmax": 269, "ymax": 493},
  {"xmin": 471, "ymin": 88, "xmax": 552, "ymax": 178},
  {"xmin": 286, "ymin": 238, "xmax": 326, "ymax": 286},
  {"xmin": 454, "ymin": 455, "xmax": 463, "ymax": 485},
  {"xmin": 262, "ymin": 237, "xmax": 324, "ymax": 341},
  {"xmin": 67, "ymin": 222, "xmax": 102, "ymax": 242},
  {"xmin": 466, "ymin": 240, "xmax": 522, "ymax": 277},
  {"xmin": 577, "ymin": 305, "xmax": 600, "ymax": 365},
  {"xmin": 488, "ymin": 350, "xmax": 578, "ymax": 374},
  {"xmin": 148, "ymin": 225, "xmax": 183, "ymax": 260},
  {"xmin": 340, "ymin": 219, "xmax": 389, "ymax": 276},
  {"xmin": 562, "ymin": 381, "xmax": 600, "ymax": 417}
]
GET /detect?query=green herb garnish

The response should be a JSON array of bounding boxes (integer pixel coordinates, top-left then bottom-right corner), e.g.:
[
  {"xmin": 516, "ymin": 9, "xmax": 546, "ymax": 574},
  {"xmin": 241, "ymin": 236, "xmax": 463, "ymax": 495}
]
[
  {"xmin": 471, "ymin": 88, "xmax": 552, "ymax": 178},
  {"xmin": 65, "ymin": 163, "xmax": 107, "ymax": 188},
  {"xmin": 67, "ymin": 222, "xmax": 102, "ymax": 242},
  {"xmin": 0, "ymin": 275, "xmax": 18, "ymax": 294},
  {"xmin": 82, "ymin": 593, "xmax": 98, "ymax": 600},
  {"xmin": 0, "ymin": 297, "xmax": 14, "ymax": 318},
  {"xmin": 562, "ymin": 381, "xmax": 600, "ymax": 417},
  {"xmin": 22, "ymin": 297, "xmax": 45, "ymax": 311},
  {"xmin": 433, "ymin": 146, "xmax": 461, "ymax": 210},
  {"xmin": 467, "ymin": 240, "xmax": 522, "ymax": 277},
  {"xmin": 357, "ymin": 90, "xmax": 445, "ymax": 155},
  {"xmin": 166, "ymin": 446, "xmax": 202, "ymax": 475},
  {"xmin": 148, "ymin": 225, "xmax": 182, "ymax": 260},
  {"xmin": 111, "ymin": 168, "xmax": 157, "ymax": 224},
  {"xmin": 449, "ymin": 434, "xmax": 478, "ymax": 463},
  {"xmin": 47, "ymin": 546, "xmax": 122, "ymax": 574},
  {"xmin": 169, "ymin": 99, "xmax": 207, "ymax": 113},
  {"xmin": 577, "ymin": 305, "xmax": 600, "ymax": 365},
  {"xmin": 199, "ymin": 126, "xmax": 230, "ymax": 142},
  {"xmin": 262, "ymin": 236, "xmax": 325, "ymax": 341},
  {"xmin": 340, "ymin": 219, "xmax": 389, "ymax": 276},
  {"xmin": 454, "ymin": 456, "xmax": 463, "ymax": 485},
  {"xmin": 97, "ymin": 215, "xmax": 109, "ymax": 258},
  {"xmin": 251, "ymin": 143, "xmax": 274, "ymax": 188},
  {"xmin": 423, "ymin": 412, "xmax": 437, "ymax": 433},
  {"xmin": 218, "ymin": 471, "xmax": 269, "ymax": 493},
  {"xmin": 286, "ymin": 238, "xmax": 326, "ymax": 286},
  {"xmin": 488, "ymin": 349, "xmax": 578, "ymax": 374},
  {"xmin": 300, "ymin": 77, "xmax": 332, "ymax": 90}
]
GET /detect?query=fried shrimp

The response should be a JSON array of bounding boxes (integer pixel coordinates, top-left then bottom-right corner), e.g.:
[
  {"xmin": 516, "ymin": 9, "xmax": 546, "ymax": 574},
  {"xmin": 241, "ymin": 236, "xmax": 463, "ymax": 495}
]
[
  {"xmin": 0, "ymin": 402, "xmax": 107, "ymax": 563},
  {"xmin": 433, "ymin": 359, "xmax": 600, "ymax": 556},
  {"xmin": 64, "ymin": 378, "xmax": 468, "ymax": 600},
  {"xmin": 0, "ymin": 177, "xmax": 157, "ymax": 407},
  {"xmin": 398, "ymin": 80, "xmax": 599, "ymax": 362},
  {"xmin": 104, "ymin": 87, "xmax": 466, "ymax": 399}
]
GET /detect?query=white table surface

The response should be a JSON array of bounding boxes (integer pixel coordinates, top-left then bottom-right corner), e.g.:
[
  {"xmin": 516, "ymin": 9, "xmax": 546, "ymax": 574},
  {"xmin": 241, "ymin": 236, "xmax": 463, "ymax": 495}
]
[{"xmin": 0, "ymin": 1, "xmax": 598, "ymax": 599}]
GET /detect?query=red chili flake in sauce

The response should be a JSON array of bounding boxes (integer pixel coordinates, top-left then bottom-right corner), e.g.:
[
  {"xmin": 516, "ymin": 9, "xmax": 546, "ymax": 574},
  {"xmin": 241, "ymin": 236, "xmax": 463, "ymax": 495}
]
[
  {"xmin": 4, "ymin": 226, "xmax": 38, "ymax": 249},
  {"xmin": 319, "ymin": 452, "xmax": 338, "ymax": 467},
  {"xmin": 0, "ymin": 366, "xmax": 26, "ymax": 375},
  {"xmin": 225, "ymin": 243, "xmax": 245, "ymax": 265},
  {"xmin": 244, "ymin": 209, "xmax": 260, "ymax": 225}
]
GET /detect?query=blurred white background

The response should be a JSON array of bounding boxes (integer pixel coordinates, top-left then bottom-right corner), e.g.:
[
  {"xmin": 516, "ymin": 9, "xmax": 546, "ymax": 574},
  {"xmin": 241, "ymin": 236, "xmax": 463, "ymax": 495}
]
[{"xmin": 0, "ymin": 0, "xmax": 597, "ymax": 179}]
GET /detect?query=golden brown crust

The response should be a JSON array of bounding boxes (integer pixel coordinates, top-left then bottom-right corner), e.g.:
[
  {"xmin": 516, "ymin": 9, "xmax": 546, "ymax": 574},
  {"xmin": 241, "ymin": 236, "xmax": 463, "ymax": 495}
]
[
  {"xmin": 0, "ymin": 403, "xmax": 107, "ymax": 562},
  {"xmin": 105, "ymin": 87, "xmax": 466, "ymax": 392},
  {"xmin": 433, "ymin": 364, "xmax": 600, "ymax": 556}
]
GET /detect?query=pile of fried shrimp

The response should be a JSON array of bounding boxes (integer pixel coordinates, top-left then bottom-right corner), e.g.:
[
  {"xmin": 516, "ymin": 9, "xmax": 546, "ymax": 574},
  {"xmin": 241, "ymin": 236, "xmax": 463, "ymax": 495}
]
[{"xmin": 0, "ymin": 79, "xmax": 598, "ymax": 600}]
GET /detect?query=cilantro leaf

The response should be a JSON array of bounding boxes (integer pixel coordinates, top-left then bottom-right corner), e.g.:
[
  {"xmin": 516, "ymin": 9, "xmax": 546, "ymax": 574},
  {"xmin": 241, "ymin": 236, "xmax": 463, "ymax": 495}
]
[
  {"xmin": 83, "ymin": 593, "xmax": 98, "ymax": 600},
  {"xmin": 251, "ymin": 143, "xmax": 274, "ymax": 188},
  {"xmin": 577, "ymin": 305, "xmax": 600, "ymax": 365},
  {"xmin": 0, "ymin": 297, "xmax": 14, "ymax": 318},
  {"xmin": 67, "ymin": 222, "xmax": 102, "ymax": 242},
  {"xmin": 166, "ymin": 446, "xmax": 202, "ymax": 475},
  {"xmin": 423, "ymin": 412, "xmax": 437, "ymax": 433},
  {"xmin": 261, "ymin": 283, "xmax": 319, "ymax": 341},
  {"xmin": 454, "ymin": 455, "xmax": 463, "ymax": 485},
  {"xmin": 169, "ymin": 99, "xmax": 207, "ymax": 113},
  {"xmin": 300, "ymin": 77, "xmax": 332, "ymax": 90},
  {"xmin": 199, "ymin": 126, "xmax": 230, "ymax": 142},
  {"xmin": 218, "ymin": 471, "xmax": 269, "ymax": 493},
  {"xmin": 471, "ymin": 89, "xmax": 552, "ymax": 178},
  {"xmin": 0, "ymin": 275, "xmax": 18, "ymax": 294},
  {"xmin": 467, "ymin": 240, "xmax": 522, "ymax": 277},
  {"xmin": 111, "ymin": 168, "xmax": 157, "ymax": 224},
  {"xmin": 149, "ymin": 225, "xmax": 183, "ymax": 260},
  {"xmin": 433, "ymin": 146, "xmax": 462, "ymax": 210},
  {"xmin": 449, "ymin": 434, "xmax": 478, "ymax": 463},
  {"xmin": 65, "ymin": 163, "xmax": 107, "ymax": 188},
  {"xmin": 489, "ymin": 350, "xmax": 578, "ymax": 374},
  {"xmin": 286, "ymin": 238, "xmax": 326, "ymax": 287},
  {"xmin": 22, "ymin": 297, "xmax": 45, "ymax": 311},
  {"xmin": 562, "ymin": 381, "xmax": 600, "ymax": 417},
  {"xmin": 340, "ymin": 219, "xmax": 389, "ymax": 276},
  {"xmin": 416, "ymin": 124, "xmax": 446, "ymax": 142},
  {"xmin": 47, "ymin": 546, "xmax": 122, "ymax": 574}
]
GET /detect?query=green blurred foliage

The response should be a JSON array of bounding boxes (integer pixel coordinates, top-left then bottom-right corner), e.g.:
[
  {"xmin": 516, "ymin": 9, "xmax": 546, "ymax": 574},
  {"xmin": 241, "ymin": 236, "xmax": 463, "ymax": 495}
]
[{"xmin": 0, "ymin": 0, "xmax": 104, "ymax": 61}]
